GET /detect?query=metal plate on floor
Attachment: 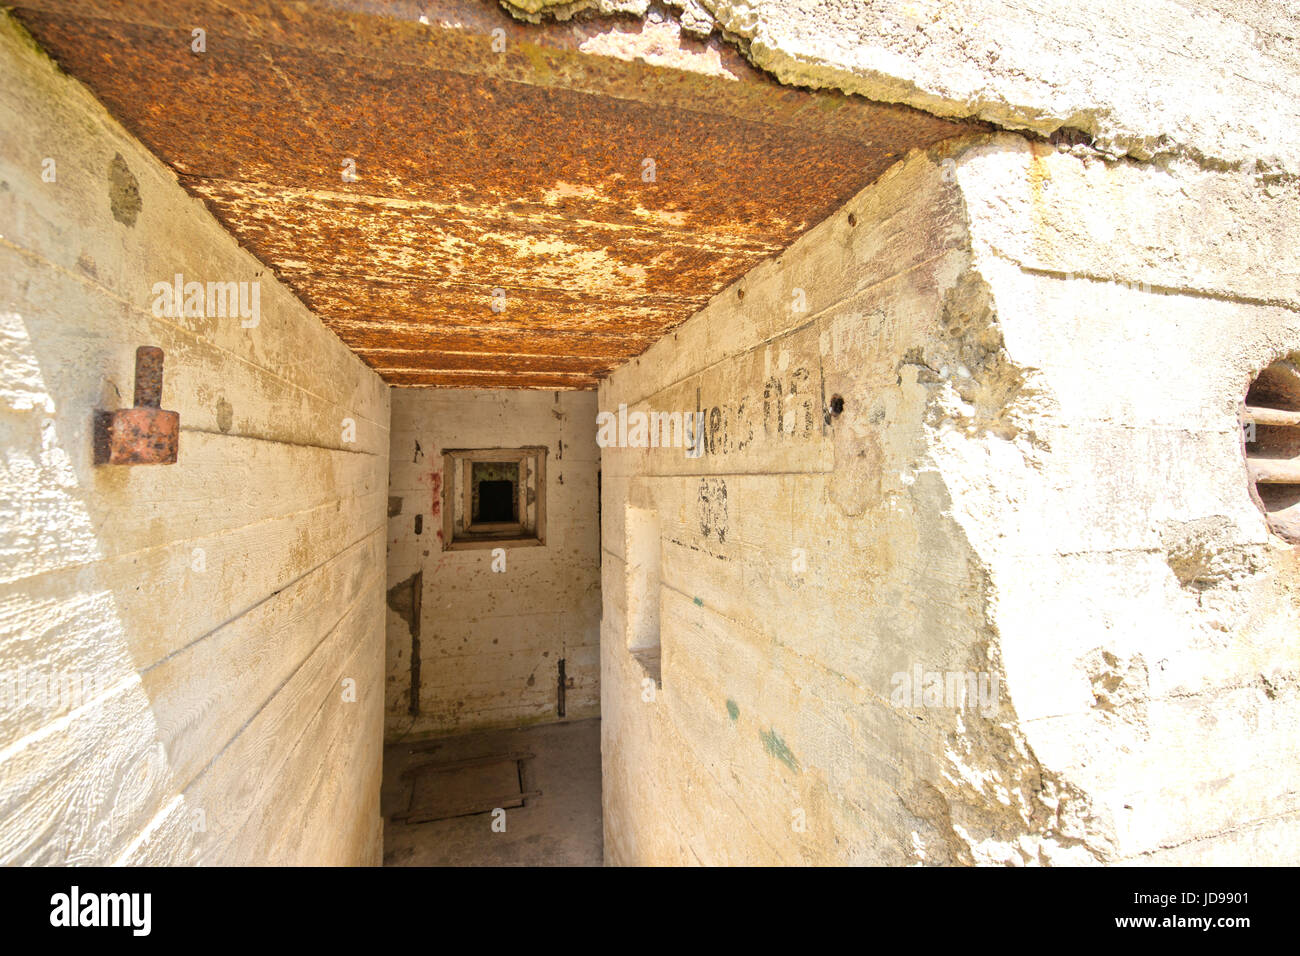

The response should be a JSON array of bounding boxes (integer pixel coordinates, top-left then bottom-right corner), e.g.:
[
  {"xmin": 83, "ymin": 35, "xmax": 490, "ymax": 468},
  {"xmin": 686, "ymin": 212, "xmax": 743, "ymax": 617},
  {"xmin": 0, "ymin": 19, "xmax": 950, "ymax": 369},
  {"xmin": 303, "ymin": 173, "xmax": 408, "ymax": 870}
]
[{"xmin": 394, "ymin": 751, "xmax": 540, "ymax": 824}]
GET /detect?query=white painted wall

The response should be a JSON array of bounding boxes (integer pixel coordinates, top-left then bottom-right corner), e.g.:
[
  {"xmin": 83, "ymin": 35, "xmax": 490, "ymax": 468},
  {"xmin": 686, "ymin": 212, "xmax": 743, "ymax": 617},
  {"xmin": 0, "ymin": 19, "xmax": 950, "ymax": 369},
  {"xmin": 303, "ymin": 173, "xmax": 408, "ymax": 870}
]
[{"xmin": 0, "ymin": 15, "xmax": 390, "ymax": 865}]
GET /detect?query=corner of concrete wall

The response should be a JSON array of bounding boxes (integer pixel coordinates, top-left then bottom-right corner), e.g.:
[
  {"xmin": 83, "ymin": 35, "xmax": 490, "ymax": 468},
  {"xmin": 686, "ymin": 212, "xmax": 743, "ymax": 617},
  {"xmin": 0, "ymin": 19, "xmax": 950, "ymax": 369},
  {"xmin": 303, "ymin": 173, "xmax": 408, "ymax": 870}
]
[
  {"xmin": 932, "ymin": 132, "xmax": 1300, "ymax": 862},
  {"xmin": 596, "ymin": 136, "xmax": 1051, "ymax": 864},
  {"xmin": 598, "ymin": 124, "xmax": 1300, "ymax": 864}
]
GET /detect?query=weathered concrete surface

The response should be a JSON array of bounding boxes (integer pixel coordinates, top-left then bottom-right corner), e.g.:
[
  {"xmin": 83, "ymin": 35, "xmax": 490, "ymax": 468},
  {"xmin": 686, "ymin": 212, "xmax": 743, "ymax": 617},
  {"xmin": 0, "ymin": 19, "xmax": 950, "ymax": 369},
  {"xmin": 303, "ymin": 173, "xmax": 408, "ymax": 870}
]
[
  {"xmin": 386, "ymin": 389, "xmax": 600, "ymax": 738},
  {"xmin": 507, "ymin": 0, "xmax": 1300, "ymax": 173},
  {"xmin": 0, "ymin": 14, "xmax": 390, "ymax": 864},
  {"xmin": 946, "ymin": 135, "xmax": 1300, "ymax": 863},
  {"xmin": 12, "ymin": 0, "xmax": 972, "ymax": 388},
  {"xmin": 599, "ymin": 131, "xmax": 1300, "ymax": 865},
  {"xmin": 6, "ymin": 0, "xmax": 1296, "ymax": 869}
]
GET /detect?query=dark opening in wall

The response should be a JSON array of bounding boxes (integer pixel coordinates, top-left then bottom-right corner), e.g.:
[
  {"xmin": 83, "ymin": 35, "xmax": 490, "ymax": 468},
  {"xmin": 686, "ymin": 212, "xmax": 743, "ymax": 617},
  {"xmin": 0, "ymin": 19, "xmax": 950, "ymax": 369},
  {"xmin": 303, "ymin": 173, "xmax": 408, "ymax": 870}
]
[
  {"xmin": 476, "ymin": 480, "xmax": 516, "ymax": 522},
  {"xmin": 1243, "ymin": 356, "xmax": 1300, "ymax": 544},
  {"xmin": 442, "ymin": 447, "xmax": 546, "ymax": 549},
  {"xmin": 473, "ymin": 460, "xmax": 520, "ymax": 523}
]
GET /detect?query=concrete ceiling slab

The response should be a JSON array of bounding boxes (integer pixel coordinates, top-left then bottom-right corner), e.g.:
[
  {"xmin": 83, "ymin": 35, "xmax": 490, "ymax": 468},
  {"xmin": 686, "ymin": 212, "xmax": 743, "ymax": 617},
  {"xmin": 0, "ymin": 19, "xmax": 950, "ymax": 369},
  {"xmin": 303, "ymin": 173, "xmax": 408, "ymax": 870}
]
[{"xmin": 14, "ymin": 0, "xmax": 975, "ymax": 388}]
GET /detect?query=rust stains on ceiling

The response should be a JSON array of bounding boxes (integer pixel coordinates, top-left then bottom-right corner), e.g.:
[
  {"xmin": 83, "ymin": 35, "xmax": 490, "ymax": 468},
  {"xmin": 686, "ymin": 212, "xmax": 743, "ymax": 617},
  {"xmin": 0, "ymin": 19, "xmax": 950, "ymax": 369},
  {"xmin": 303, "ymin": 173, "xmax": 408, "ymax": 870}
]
[{"xmin": 15, "ymin": 0, "xmax": 974, "ymax": 389}]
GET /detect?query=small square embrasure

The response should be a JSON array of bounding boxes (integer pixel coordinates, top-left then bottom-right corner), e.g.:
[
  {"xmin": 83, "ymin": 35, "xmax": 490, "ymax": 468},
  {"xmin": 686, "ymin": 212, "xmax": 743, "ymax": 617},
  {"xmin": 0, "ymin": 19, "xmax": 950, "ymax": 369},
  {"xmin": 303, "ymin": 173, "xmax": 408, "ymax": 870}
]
[
  {"xmin": 443, "ymin": 447, "xmax": 545, "ymax": 549},
  {"xmin": 471, "ymin": 461, "xmax": 519, "ymax": 524}
]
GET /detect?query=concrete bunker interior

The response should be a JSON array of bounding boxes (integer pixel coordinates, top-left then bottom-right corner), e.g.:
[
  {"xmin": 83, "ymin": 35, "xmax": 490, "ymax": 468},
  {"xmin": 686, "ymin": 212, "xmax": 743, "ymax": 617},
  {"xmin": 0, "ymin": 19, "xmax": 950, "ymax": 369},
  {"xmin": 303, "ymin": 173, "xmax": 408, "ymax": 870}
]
[{"xmin": 1, "ymin": 0, "xmax": 1298, "ymax": 867}]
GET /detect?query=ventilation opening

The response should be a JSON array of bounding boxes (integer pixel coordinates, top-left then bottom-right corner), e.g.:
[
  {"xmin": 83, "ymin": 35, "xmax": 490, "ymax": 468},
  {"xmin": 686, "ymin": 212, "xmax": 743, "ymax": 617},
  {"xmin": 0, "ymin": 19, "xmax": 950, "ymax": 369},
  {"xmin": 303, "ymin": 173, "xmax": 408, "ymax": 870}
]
[
  {"xmin": 473, "ymin": 462, "xmax": 519, "ymax": 523},
  {"xmin": 1243, "ymin": 356, "xmax": 1300, "ymax": 543},
  {"xmin": 625, "ymin": 506, "xmax": 662, "ymax": 688},
  {"xmin": 442, "ymin": 447, "xmax": 546, "ymax": 549}
]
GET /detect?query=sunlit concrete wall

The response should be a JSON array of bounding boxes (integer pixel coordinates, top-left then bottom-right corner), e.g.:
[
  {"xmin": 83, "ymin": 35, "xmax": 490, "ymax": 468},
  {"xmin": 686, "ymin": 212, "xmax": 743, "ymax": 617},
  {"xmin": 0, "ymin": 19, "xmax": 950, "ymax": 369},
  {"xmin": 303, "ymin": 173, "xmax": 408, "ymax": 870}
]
[
  {"xmin": 599, "ymin": 130, "xmax": 1300, "ymax": 865},
  {"xmin": 0, "ymin": 15, "xmax": 390, "ymax": 864}
]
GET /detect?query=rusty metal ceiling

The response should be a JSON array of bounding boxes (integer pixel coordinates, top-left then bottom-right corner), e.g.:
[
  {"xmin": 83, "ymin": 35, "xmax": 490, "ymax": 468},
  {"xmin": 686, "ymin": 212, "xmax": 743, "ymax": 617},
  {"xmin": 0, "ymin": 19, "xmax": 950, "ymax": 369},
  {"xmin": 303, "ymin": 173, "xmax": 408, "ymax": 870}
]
[{"xmin": 15, "ymin": 0, "xmax": 972, "ymax": 389}]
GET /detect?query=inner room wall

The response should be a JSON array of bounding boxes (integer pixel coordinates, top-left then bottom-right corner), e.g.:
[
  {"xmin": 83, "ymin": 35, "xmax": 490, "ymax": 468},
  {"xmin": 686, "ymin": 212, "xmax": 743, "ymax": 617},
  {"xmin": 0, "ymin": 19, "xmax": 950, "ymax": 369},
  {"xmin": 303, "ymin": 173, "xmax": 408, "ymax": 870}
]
[{"xmin": 385, "ymin": 389, "xmax": 600, "ymax": 741}]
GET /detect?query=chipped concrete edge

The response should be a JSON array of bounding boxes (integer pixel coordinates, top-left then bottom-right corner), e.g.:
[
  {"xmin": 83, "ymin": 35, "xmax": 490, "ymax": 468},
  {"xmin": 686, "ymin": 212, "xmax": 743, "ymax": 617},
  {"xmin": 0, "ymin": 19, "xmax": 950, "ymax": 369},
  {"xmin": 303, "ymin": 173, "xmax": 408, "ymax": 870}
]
[{"xmin": 496, "ymin": 0, "xmax": 1298, "ymax": 177}]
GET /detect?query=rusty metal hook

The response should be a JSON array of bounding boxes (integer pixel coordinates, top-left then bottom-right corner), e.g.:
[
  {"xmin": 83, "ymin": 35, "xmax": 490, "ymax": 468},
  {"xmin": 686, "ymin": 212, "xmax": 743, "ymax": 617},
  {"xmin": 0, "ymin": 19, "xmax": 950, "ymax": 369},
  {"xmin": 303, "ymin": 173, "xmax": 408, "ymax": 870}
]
[{"xmin": 93, "ymin": 346, "xmax": 180, "ymax": 465}]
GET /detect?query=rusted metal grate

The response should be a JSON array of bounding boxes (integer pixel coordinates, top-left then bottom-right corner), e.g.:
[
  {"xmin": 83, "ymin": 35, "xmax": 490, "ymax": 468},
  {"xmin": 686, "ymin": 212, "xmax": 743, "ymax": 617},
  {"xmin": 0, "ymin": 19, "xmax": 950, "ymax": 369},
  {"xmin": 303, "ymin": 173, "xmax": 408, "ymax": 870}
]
[{"xmin": 1243, "ymin": 357, "xmax": 1300, "ymax": 543}]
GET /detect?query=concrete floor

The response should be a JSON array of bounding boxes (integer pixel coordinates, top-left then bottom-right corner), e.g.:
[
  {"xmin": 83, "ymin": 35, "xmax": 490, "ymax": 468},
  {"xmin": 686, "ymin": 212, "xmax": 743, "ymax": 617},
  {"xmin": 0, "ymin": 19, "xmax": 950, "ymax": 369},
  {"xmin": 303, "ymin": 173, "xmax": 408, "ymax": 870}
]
[{"xmin": 381, "ymin": 718, "xmax": 602, "ymax": 866}]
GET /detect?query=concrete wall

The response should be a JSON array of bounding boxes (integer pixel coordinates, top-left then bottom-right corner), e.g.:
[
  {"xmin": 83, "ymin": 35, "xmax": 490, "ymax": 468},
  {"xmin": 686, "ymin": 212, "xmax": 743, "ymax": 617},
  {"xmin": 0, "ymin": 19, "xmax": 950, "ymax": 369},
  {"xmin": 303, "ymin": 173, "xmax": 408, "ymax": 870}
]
[
  {"xmin": 598, "ymin": 131, "xmax": 1300, "ymax": 865},
  {"xmin": 386, "ymin": 389, "xmax": 600, "ymax": 740},
  {"xmin": 0, "ymin": 15, "xmax": 390, "ymax": 864},
  {"xmin": 949, "ymin": 135, "xmax": 1300, "ymax": 864},
  {"xmin": 512, "ymin": 0, "xmax": 1300, "ymax": 172}
]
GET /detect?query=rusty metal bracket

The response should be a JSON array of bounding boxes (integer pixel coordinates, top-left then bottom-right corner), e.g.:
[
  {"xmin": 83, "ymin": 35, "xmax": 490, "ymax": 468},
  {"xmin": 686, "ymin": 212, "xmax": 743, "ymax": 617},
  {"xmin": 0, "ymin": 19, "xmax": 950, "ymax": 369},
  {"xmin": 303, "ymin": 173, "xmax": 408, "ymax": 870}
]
[{"xmin": 93, "ymin": 346, "xmax": 179, "ymax": 465}]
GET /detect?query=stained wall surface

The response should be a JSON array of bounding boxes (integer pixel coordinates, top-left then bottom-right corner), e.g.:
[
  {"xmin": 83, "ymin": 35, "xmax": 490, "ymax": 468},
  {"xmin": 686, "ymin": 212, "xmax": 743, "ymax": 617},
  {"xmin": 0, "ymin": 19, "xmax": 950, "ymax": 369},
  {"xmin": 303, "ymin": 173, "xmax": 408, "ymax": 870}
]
[
  {"xmin": 386, "ymin": 389, "xmax": 600, "ymax": 741},
  {"xmin": 0, "ymin": 15, "xmax": 390, "ymax": 865},
  {"xmin": 598, "ymin": 131, "xmax": 1300, "ymax": 865}
]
